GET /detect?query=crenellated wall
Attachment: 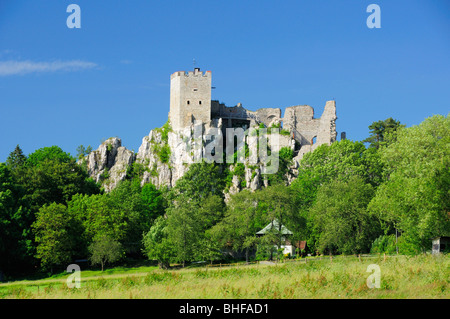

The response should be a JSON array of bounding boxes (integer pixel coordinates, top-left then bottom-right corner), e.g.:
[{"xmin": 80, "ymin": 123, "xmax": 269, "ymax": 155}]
[{"xmin": 169, "ymin": 68, "xmax": 212, "ymax": 131}]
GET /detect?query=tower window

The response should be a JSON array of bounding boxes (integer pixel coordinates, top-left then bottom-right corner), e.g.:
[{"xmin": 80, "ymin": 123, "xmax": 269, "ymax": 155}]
[
  {"xmin": 187, "ymin": 100, "xmax": 190, "ymax": 105},
  {"xmin": 199, "ymin": 101, "xmax": 202, "ymax": 105}
]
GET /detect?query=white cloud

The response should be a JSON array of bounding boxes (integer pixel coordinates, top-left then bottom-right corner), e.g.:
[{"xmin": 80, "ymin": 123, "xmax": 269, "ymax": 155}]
[{"xmin": 0, "ymin": 60, "xmax": 98, "ymax": 76}]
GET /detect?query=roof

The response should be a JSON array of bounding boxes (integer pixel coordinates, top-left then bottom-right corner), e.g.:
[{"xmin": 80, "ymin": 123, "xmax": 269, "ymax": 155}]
[
  {"xmin": 432, "ymin": 236, "xmax": 450, "ymax": 241},
  {"xmin": 256, "ymin": 219, "xmax": 293, "ymax": 235}
]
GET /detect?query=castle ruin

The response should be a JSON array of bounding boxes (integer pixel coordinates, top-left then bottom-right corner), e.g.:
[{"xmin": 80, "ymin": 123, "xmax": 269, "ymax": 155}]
[
  {"xmin": 81, "ymin": 68, "xmax": 339, "ymax": 192},
  {"xmin": 168, "ymin": 68, "xmax": 337, "ymax": 158}
]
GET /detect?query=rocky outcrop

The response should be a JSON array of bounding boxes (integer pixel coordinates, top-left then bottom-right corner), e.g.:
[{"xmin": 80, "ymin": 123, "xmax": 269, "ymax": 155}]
[
  {"xmin": 80, "ymin": 122, "xmax": 301, "ymax": 194},
  {"xmin": 135, "ymin": 129, "xmax": 173, "ymax": 189},
  {"xmin": 79, "ymin": 137, "xmax": 135, "ymax": 192}
]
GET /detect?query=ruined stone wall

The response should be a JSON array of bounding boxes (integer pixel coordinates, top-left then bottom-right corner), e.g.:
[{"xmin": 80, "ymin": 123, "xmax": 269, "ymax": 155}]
[
  {"xmin": 253, "ymin": 108, "xmax": 282, "ymax": 127},
  {"xmin": 284, "ymin": 105, "xmax": 318, "ymax": 145},
  {"xmin": 316, "ymin": 100, "xmax": 337, "ymax": 146},
  {"xmin": 283, "ymin": 100, "xmax": 337, "ymax": 159},
  {"xmin": 169, "ymin": 70, "xmax": 336, "ymax": 157}
]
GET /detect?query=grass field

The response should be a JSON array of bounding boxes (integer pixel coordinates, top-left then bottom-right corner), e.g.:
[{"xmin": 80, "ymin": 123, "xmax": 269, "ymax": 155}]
[{"xmin": 0, "ymin": 254, "xmax": 448, "ymax": 299}]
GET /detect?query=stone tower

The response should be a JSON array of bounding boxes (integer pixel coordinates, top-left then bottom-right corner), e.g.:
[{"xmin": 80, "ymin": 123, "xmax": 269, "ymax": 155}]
[{"xmin": 169, "ymin": 68, "xmax": 212, "ymax": 131}]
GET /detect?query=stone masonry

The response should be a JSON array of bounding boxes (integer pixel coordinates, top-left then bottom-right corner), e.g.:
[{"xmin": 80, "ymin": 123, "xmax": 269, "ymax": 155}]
[{"xmin": 169, "ymin": 68, "xmax": 337, "ymax": 158}]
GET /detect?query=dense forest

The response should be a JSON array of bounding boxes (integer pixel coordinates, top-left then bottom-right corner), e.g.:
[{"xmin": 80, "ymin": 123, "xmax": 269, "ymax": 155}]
[{"xmin": 0, "ymin": 115, "xmax": 448, "ymax": 279}]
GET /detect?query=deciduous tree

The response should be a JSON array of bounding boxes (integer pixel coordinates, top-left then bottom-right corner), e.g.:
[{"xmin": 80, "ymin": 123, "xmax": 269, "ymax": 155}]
[
  {"xmin": 89, "ymin": 235, "xmax": 124, "ymax": 271},
  {"xmin": 32, "ymin": 203, "xmax": 78, "ymax": 272},
  {"xmin": 369, "ymin": 114, "xmax": 450, "ymax": 253},
  {"xmin": 309, "ymin": 175, "xmax": 377, "ymax": 254},
  {"xmin": 142, "ymin": 216, "xmax": 175, "ymax": 269}
]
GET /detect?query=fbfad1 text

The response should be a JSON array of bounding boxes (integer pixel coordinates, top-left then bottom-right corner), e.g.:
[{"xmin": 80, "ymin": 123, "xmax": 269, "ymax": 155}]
[{"xmin": 224, "ymin": 304, "xmax": 268, "ymax": 314}]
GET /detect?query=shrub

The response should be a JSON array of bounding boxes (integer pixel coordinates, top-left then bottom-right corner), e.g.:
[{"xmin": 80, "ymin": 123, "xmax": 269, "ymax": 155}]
[
  {"xmin": 370, "ymin": 234, "xmax": 397, "ymax": 254},
  {"xmin": 158, "ymin": 144, "xmax": 171, "ymax": 163},
  {"xmin": 279, "ymin": 147, "xmax": 294, "ymax": 162}
]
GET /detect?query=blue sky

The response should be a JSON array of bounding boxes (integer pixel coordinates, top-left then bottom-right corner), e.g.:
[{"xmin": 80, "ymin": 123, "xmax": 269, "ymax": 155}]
[{"xmin": 0, "ymin": 0, "xmax": 449, "ymax": 161}]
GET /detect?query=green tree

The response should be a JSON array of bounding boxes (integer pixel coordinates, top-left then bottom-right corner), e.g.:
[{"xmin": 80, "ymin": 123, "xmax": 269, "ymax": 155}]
[
  {"xmin": 309, "ymin": 175, "xmax": 378, "ymax": 254},
  {"xmin": 211, "ymin": 190, "xmax": 264, "ymax": 262},
  {"xmin": 141, "ymin": 183, "xmax": 165, "ymax": 221},
  {"xmin": 168, "ymin": 162, "xmax": 226, "ymax": 202},
  {"xmin": 32, "ymin": 203, "xmax": 78, "ymax": 272},
  {"xmin": 166, "ymin": 193, "xmax": 201, "ymax": 267},
  {"xmin": 142, "ymin": 216, "xmax": 175, "ymax": 269},
  {"xmin": 0, "ymin": 163, "xmax": 34, "ymax": 275},
  {"xmin": 290, "ymin": 139, "xmax": 384, "ymax": 251},
  {"xmin": 368, "ymin": 114, "xmax": 450, "ymax": 253},
  {"xmin": 69, "ymin": 193, "xmax": 126, "ymax": 247},
  {"xmin": 76, "ymin": 145, "xmax": 93, "ymax": 160},
  {"xmin": 13, "ymin": 146, "xmax": 99, "ymax": 217},
  {"xmin": 18, "ymin": 159, "xmax": 99, "ymax": 214},
  {"xmin": 68, "ymin": 180, "xmax": 160, "ymax": 259},
  {"xmin": 8, "ymin": 145, "xmax": 100, "ymax": 271},
  {"xmin": 26, "ymin": 146, "xmax": 74, "ymax": 167},
  {"xmin": 6, "ymin": 145, "xmax": 27, "ymax": 171},
  {"xmin": 264, "ymin": 146, "xmax": 294, "ymax": 185},
  {"xmin": 295, "ymin": 139, "xmax": 383, "ymax": 187},
  {"xmin": 370, "ymin": 234, "xmax": 397, "ymax": 254},
  {"xmin": 195, "ymin": 237, "xmax": 223, "ymax": 265},
  {"xmin": 196, "ymin": 194, "xmax": 225, "ymax": 230},
  {"xmin": 363, "ymin": 117, "xmax": 404, "ymax": 149},
  {"xmin": 289, "ymin": 170, "xmax": 321, "ymax": 250},
  {"xmin": 88, "ymin": 235, "xmax": 124, "ymax": 271},
  {"xmin": 256, "ymin": 184, "xmax": 299, "ymax": 250},
  {"xmin": 164, "ymin": 162, "xmax": 226, "ymax": 266},
  {"xmin": 108, "ymin": 180, "xmax": 152, "ymax": 254}
]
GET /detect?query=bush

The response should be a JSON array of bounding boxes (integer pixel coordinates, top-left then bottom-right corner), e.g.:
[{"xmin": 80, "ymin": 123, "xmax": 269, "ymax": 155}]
[
  {"xmin": 255, "ymin": 243, "xmax": 277, "ymax": 261},
  {"xmin": 279, "ymin": 147, "xmax": 294, "ymax": 162},
  {"xmin": 158, "ymin": 144, "xmax": 171, "ymax": 163},
  {"xmin": 370, "ymin": 234, "xmax": 397, "ymax": 254}
]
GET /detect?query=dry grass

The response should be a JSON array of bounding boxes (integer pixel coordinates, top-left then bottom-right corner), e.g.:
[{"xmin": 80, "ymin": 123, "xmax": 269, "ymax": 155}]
[{"xmin": 1, "ymin": 254, "xmax": 448, "ymax": 299}]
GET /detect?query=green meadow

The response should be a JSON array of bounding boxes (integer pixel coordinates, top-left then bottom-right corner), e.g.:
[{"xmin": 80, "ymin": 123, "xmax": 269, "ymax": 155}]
[{"xmin": 1, "ymin": 254, "xmax": 448, "ymax": 299}]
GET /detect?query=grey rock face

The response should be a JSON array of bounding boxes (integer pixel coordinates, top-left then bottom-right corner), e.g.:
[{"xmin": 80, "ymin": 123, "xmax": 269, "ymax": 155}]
[
  {"xmin": 135, "ymin": 129, "xmax": 173, "ymax": 189},
  {"xmin": 79, "ymin": 98, "xmax": 337, "ymax": 194},
  {"xmin": 79, "ymin": 124, "xmax": 301, "ymax": 195},
  {"xmin": 79, "ymin": 137, "xmax": 135, "ymax": 192}
]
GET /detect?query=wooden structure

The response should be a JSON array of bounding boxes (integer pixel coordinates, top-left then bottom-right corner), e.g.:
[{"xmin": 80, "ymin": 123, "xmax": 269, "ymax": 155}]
[{"xmin": 256, "ymin": 219, "xmax": 295, "ymax": 256}]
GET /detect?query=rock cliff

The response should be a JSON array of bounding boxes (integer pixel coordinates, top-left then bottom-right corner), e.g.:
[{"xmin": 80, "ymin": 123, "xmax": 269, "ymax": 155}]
[
  {"xmin": 79, "ymin": 137, "xmax": 135, "ymax": 192},
  {"xmin": 79, "ymin": 121, "xmax": 300, "ymax": 194}
]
